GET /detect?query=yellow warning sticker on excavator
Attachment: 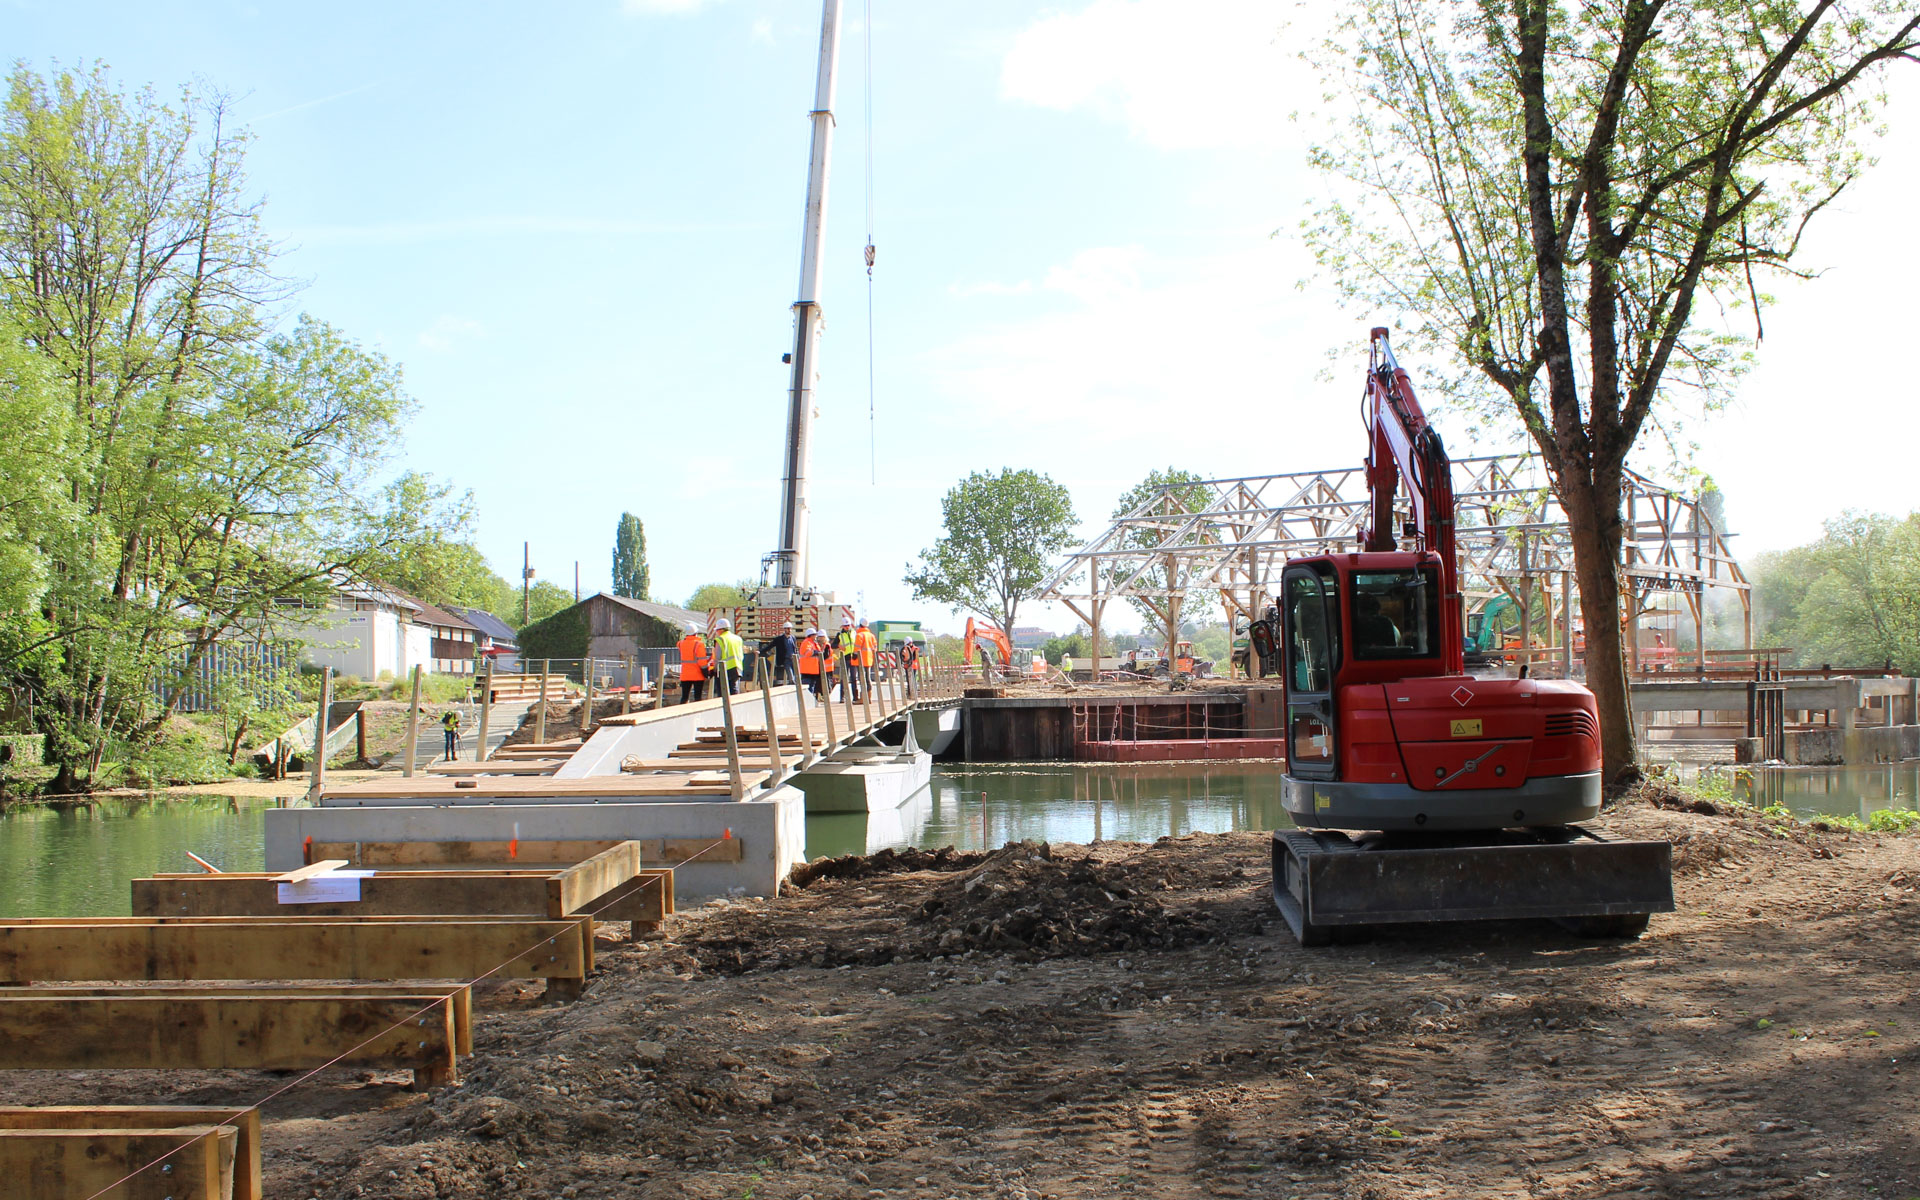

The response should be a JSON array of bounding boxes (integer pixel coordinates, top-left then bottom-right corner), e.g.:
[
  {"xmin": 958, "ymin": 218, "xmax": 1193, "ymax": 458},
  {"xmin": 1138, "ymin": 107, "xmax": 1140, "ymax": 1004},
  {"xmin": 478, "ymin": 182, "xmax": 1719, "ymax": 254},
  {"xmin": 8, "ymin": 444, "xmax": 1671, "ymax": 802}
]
[{"xmin": 1450, "ymin": 719, "xmax": 1483, "ymax": 738}]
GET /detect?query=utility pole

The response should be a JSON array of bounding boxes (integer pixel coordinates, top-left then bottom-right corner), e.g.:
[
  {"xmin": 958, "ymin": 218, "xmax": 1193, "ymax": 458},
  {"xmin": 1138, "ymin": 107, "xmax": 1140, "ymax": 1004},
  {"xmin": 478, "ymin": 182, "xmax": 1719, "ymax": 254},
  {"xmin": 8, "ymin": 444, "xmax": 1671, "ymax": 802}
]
[
  {"xmin": 769, "ymin": 0, "xmax": 844, "ymax": 592},
  {"xmin": 522, "ymin": 542, "xmax": 534, "ymax": 625},
  {"xmin": 574, "ymin": 561, "xmax": 580, "ymax": 602}
]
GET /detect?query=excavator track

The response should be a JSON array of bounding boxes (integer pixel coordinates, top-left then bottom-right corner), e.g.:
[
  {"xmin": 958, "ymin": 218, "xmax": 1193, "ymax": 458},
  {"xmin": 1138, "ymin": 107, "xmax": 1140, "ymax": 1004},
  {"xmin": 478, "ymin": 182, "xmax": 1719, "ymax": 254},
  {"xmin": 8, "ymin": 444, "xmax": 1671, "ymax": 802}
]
[{"xmin": 1271, "ymin": 826, "xmax": 1673, "ymax": 946}]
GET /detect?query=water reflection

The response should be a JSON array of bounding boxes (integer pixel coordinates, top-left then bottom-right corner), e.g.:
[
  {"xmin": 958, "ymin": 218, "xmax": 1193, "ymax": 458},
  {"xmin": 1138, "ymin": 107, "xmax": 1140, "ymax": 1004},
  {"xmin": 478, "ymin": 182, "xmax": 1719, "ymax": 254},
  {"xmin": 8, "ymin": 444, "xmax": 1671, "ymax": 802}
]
[
  {"xmin": 1727, "ymin": 762, "xmax": 1920, "ymax": 822},
  {"xmin": 0, "ymin": 795, "xmax": 303, "ymax": 919},
  {"xmin": 804, "ymin": 763, "xmax": 1291, "ymax": 860}
]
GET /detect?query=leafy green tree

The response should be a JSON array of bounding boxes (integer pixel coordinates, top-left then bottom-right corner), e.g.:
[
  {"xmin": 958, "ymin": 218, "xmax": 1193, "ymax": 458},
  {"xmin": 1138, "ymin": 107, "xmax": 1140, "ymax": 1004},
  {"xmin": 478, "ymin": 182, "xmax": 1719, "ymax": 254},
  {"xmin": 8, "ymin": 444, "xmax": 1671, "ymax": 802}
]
[
  {"xmin": 612, "ymin": 513, "xmax": 650, "ymax": 601},
  {"xmin": 1040, "ymin": 632, "xmax": 1090, "ymax": 666},
  {"xmin": 1753, "ymin": 512, "xmax": 1920, "ymax": 674},
  {"xmin": 516, "ymin": 580, "xmax": 577, "ymax": 628},
  {"xmin": 1304, "ymin": 0, "xmax": 1917, "ymax": 788},
  {"xmin": 355, "ymin": 526, "xmax": 510, "ymax": 614},
  {"xmin": 685, "ymin": 581, "xmax": 753, "ymax": 613},
  {"xmin": 1110, "ymin": 468, "xmax": 1214, "ymax": 657},
  {"xmin": 904, "ymin": 468, "xmax": 1077, "ymax": 636},
  {"xmin": 0, "ymin": 66, "xmax": 460, "ymax": 789}
]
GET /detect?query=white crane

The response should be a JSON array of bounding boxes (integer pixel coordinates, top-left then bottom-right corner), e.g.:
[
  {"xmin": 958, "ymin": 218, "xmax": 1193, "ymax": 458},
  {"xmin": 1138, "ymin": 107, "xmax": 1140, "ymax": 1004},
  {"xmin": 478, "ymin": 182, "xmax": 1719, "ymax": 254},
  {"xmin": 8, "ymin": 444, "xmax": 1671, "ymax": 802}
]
[{"xmin": 765, "ymin": 0, "xmax": 843, "ymax": 599}]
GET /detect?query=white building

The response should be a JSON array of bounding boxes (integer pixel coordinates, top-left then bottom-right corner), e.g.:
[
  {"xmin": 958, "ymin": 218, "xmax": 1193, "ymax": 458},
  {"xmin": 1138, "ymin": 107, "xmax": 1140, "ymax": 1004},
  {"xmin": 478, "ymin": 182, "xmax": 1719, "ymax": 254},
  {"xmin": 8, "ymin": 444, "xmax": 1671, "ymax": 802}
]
[{"xmin": 275, "ymin": 581, "xmax": 470, "ymax": 680}]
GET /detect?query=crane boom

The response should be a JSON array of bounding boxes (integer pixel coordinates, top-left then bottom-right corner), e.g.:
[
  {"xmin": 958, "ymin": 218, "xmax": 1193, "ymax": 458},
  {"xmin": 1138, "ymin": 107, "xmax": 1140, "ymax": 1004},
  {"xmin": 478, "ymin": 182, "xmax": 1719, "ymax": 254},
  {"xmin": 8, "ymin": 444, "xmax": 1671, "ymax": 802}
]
[{"xmin": 771, "ymin": 0, "xmax": 844, "ymax": 591}]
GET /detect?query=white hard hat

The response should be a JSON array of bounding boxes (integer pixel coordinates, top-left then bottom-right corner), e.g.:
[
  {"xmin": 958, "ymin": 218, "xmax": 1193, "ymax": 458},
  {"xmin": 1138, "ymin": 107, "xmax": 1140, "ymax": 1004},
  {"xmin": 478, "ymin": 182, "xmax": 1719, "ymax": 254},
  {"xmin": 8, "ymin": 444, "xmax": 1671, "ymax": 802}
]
[
  {"xmin": 782, "ymin": 621, "xmax": 793, "ymax": 630},
  {"xmin": 716, "ymin": 617, "xmax": 731, "ymax": 630},
  {"xmin": 686, "ymin": 623, "xmax": 701, "ymax": 634},
  {"xmin": 807, "ymin": 628, "xmax": 820, "ymax": 636}
]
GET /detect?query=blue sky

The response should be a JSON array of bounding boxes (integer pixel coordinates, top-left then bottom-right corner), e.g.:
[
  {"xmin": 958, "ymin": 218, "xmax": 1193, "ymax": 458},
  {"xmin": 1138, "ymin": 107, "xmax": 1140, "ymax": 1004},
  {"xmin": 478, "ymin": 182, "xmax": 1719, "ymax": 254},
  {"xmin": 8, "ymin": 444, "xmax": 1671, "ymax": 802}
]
[{"xmin": 10, "ymin": 1, "xmax": 1916, "ymax": 635}]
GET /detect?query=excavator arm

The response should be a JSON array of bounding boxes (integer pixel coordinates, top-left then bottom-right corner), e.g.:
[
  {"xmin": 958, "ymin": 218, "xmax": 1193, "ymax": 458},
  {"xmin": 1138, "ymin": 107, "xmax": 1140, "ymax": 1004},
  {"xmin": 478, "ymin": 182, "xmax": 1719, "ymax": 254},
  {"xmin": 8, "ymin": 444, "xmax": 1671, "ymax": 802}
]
[{"xmin": 1363, "ymin": 327, "xmax": 1464, "ymax": 674}]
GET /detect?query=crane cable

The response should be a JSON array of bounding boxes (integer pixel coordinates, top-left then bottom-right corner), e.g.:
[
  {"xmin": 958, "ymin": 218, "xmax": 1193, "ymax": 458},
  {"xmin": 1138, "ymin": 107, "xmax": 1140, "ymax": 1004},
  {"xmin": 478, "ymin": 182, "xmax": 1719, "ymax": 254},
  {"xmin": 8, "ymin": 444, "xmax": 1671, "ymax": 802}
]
[{"xmin": 863, "ymin": 0, "xmax": 877, "ymax": 486}]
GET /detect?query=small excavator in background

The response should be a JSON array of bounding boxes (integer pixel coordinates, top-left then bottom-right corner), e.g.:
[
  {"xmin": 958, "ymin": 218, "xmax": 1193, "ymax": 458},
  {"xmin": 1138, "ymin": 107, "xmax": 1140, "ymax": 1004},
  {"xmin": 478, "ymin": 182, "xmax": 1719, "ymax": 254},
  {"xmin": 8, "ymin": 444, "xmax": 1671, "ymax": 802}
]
[
  {"xmin": 1270, "ymin": 329, "xmax": 1673, "ymax": 945},
  {"xmin": 962, "ymin": 617, "xmax": 1018, "ymax": 679}
]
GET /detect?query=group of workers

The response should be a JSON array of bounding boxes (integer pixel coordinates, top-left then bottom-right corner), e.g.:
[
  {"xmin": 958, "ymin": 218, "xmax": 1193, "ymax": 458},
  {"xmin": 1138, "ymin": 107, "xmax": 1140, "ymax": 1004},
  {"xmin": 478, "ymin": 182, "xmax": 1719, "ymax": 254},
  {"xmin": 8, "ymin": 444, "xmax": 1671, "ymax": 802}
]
[{"xmin": 674, "ymin": 615, "xmax": 922, "ymax": 706}]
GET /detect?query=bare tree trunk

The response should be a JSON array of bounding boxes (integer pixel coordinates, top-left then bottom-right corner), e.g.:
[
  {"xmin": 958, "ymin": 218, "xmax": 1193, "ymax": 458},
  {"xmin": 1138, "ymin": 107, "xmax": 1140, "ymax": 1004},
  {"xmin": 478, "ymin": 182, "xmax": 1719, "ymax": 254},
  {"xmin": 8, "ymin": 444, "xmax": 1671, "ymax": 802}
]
[{"xmin": 1561, "ymin": 473, "xmax": 1638, "ymax": 791}]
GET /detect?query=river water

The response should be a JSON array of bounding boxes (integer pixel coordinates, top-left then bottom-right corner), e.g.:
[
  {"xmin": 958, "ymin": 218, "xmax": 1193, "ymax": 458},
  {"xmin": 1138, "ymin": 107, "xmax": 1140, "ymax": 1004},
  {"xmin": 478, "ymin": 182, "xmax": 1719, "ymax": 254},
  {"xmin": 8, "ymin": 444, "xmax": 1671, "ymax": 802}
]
[{"xmin": 3, "ymin": 760, "xmax": 1915, "ymax": 918}]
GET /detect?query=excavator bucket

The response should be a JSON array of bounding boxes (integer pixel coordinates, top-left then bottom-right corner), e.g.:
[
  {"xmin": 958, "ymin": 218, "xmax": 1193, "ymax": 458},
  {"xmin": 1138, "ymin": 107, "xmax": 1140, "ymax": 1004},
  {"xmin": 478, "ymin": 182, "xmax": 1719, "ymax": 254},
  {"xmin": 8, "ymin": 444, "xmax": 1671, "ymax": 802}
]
[{"xmin": 1271, "ymin": 829, "xmax": 1674, "ymax": 945}]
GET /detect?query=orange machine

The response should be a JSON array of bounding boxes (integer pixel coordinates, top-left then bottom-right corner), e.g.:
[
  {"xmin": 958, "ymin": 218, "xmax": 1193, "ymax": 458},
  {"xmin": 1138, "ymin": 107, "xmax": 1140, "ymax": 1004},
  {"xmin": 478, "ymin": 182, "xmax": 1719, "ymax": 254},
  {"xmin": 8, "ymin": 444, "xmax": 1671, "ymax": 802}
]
[{"xmin": 963, "ymin": 617, "xmax": 1014, "ymax": 674}]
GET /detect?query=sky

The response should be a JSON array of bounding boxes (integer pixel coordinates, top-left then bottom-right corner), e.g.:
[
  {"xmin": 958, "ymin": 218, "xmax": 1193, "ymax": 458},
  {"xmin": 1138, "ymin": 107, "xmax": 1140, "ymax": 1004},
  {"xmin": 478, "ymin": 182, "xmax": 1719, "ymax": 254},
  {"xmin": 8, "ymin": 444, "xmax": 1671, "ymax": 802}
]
[{"xmin": 8, "ymin": 1, "xmax": 1916, "ymax": 637}]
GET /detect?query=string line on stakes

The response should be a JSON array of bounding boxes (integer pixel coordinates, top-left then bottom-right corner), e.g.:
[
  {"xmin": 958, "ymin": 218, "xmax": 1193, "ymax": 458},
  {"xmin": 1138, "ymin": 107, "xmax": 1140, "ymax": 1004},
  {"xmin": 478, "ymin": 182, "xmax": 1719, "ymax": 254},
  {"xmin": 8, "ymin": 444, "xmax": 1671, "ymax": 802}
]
[{"xmin": 78, "ymin": 834, "xmax": 739, "ymax": 1200}]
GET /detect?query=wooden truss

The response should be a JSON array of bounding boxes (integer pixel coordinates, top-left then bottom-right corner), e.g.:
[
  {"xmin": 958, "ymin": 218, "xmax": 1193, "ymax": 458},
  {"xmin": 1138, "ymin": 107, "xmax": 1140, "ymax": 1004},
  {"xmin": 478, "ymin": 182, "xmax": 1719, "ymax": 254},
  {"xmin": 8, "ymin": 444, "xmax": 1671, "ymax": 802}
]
[{"xmin": 1039, "ymin": 456, "xmax": 1752, "ymax": 669}]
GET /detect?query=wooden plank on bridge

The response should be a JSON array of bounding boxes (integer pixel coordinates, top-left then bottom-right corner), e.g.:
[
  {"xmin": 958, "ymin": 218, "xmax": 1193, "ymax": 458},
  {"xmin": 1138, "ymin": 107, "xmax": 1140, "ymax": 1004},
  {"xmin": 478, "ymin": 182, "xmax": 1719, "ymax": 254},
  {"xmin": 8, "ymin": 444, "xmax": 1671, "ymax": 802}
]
[
  {"xmin": 0, "ymin": 916, "xmax": 591, "ymax": 986},
  {"xmin": 0, "ymin": 987, "xmax": 466, "ymax": 1086},
  {"xmin": 0, "ymin": 1106, "xmax": 263, "ymax": 1200}
]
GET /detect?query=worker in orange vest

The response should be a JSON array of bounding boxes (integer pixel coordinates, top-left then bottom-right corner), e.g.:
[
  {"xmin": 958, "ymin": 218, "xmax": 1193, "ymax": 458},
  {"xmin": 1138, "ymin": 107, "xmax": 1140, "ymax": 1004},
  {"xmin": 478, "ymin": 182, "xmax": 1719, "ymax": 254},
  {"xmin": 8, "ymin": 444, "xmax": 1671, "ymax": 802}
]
[
  {"xmin": 855, "ymin": 621, "xmax": 879, "ymax": 696},
  {"xmin": 899, "ymin": 638, "xmax": 921, "ymax": 697},
  {"xmin": 798, "ymin": 627, "xmax": 825, "ymax": 700},
  {"xmin": 819, "ymin": 629, "xmax": 842, "ymax": 701},
  {"xmin": 676, "ymin": 624, "xmax": 713, "ymax": 704}
]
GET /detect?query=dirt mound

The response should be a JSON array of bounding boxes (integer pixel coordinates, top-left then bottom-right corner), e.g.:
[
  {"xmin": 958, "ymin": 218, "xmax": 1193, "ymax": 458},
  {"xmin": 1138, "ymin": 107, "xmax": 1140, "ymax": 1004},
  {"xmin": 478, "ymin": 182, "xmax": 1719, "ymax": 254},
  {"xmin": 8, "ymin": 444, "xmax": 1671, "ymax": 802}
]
[
  {"xmin": 1633, "ymin": 777, "xmax": 1723, "ymax": 815},
  {"xmin": 910, "ymin": 841, "xmax": 1222, "ymax": 959},
  {"xmin": 788, "ymin": 844, "xmax": 987, "ymax": 888}
]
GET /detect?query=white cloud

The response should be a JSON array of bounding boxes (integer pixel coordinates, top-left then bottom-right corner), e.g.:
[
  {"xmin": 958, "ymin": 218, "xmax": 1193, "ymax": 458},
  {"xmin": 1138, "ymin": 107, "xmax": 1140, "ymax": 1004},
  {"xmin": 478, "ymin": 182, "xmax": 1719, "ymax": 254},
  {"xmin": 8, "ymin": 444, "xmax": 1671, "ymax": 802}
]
[
  {"xmin": 922, "ymin": 240, "xmax": 1364, "ymax": 469},
  {"xmin": 621, "ymin": 0, "xmax": 719, "ymax": 14},
  {"xmin": 418, "ymin": 315, "xmax": 484, "ymax": 352},
  {"xmin": 1000, "ymin": 0, "xmax": 1313, "ymax": 151},
  {"xmin": 948, "ymin": 278, "xmax": 1034, "ymax": 298}
]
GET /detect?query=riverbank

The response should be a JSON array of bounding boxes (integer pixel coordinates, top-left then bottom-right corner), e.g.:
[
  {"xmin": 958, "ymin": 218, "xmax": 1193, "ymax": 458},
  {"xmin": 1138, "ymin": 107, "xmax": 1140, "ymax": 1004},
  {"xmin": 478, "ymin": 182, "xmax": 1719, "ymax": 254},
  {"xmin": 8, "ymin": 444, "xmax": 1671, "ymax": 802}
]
[{"xmin": 6, "ymin": 798, "xmax": 1914, "ymax": 1198}]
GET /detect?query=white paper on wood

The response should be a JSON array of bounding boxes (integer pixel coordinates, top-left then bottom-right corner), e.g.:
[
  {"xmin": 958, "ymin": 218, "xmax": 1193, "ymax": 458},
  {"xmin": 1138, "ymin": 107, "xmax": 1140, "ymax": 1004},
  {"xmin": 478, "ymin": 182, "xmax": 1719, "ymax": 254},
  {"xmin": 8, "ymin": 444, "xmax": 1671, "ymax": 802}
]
[{"xmin": 277, "ymin": 870, "xmax": 374, "ymax": 904}]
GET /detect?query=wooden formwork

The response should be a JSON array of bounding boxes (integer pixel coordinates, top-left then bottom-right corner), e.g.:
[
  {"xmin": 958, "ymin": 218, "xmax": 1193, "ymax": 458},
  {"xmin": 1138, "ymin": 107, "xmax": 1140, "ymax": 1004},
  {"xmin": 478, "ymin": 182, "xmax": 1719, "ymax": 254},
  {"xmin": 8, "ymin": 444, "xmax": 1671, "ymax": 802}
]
[
  {"xmin": 0, "ymin": 915, "xmax": 594, "ymax": 996},
  {"xmin": 0, "ymin": 985, "xmax": 470, "ymax": 1089},
  {"xmin": 0, "ymin": 1105, "xmax": 263, "ymax": 1200},
  {"xmin": 137, "ymin": 841, "xmax": 674, "ymax": 933}
]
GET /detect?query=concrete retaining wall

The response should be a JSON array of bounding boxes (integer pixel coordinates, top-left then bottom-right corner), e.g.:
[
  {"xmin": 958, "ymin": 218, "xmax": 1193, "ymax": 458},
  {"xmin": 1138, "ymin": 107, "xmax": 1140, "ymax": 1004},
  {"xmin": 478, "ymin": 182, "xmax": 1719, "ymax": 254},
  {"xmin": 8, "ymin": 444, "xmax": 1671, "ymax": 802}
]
[{"xmin": 264, "ymin": 789, "xmax": 808, "ymax": 900}]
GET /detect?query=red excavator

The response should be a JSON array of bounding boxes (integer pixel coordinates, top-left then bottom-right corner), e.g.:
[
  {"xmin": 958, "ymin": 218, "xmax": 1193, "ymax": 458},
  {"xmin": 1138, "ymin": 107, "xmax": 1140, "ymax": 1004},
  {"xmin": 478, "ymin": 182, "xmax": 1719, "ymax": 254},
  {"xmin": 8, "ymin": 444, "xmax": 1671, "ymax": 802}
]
[{"xmin": 1271, "ymin": 329, "xmax": 1672, "ymax": 944}]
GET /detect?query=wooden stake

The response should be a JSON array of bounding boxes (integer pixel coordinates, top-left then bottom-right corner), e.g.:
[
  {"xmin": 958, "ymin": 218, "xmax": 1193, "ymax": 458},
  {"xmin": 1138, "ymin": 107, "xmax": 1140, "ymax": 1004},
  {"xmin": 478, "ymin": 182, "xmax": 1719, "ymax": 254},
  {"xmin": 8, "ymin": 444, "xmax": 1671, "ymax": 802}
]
[
  {"xmin": 402, "ymin": 665, "xmax": 422, "ymax": 779},
  {"xmin": 580, "ymin": 659, "xmax": 595, "ymax": 738},
  {"xmin": 757, "ymin": 663, "xmax": 786, "ymax": 786},
  {"xmin": 308, "ymin": 667, "xmax": 332, "ymax": 799},
  {"xmin": 623, "ymin": 655, "xmax": 634, "ymax": 713},
  {"xmin": 715, "ymin": 661, "xmax": 747, "ymax": 800},
  {"xmin": 821, "ymin": 672, "xmax": 839, "ymax": 746},
  {"xmin": 535, "ymin": 660, "xmax": 550, "ymax": 744},
  {"xmin": 354, "ymin": 707, "xmax": 367, "ymax": 765},
  {"xmin": 476, "ymin": 658, "xmax": 494, "ymax": 761},
  {"xmin": 792, "ymin": 676, "xmax": 816, "ymax": 767},
  {"xmin": 842, "ymin": 662, "xmax": 857, "ymax": 739}
]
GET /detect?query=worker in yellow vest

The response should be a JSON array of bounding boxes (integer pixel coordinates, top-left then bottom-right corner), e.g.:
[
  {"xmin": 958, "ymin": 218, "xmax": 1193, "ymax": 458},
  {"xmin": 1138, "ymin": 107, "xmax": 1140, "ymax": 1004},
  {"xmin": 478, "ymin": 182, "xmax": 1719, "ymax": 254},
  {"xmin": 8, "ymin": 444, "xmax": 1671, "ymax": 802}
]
[
  {"xmin": 835, "ymin": 618, "xmax": 862, "ymax": 702},
  {"xmin": 441, "ymin": 708, "xmax": 462, "ymax": 761},
  {"xmin": 713, "ymin": 618, "xmax": 746, "ymax": 696},
  {"xmin": 676, "ymin": 624, "xmax": 712, "ymax": 704}
]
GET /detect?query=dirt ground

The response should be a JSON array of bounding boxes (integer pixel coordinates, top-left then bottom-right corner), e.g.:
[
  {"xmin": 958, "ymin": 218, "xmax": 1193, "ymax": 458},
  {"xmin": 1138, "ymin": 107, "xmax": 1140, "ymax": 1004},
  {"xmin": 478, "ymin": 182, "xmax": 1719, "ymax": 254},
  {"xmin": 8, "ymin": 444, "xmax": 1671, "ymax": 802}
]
[{"xmin": 12, "ymin": 801, "xmax": 1918, "ymax": 1199}]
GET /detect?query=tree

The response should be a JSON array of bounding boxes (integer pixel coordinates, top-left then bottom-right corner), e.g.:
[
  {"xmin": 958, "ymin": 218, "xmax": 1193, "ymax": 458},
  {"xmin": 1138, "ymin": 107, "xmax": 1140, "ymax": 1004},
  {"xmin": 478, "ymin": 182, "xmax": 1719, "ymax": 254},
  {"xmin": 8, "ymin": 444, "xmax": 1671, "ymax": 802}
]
[
  {"xmin": 1305, "ymin": 0, "xmax": 1917, "ymax": 789},
  {"xmin": 355, "ymin": 527, "xmax": 510, "ymax": 614},
  {"xmin": 1753, "ymin": 512, "xmax": 1920, "ymax": 674},
  {"xmin": 517, "ymin": 580, "xmax": 576, "ymax": 628},
  {"xmin": 685, "ymin": 581, "xmax": 753, "ymax": 613},
  {"xmin": 1110, "ymin": 468, "xmax": 1215, "ymax": 658},
  {"xmin": 904, "ymin": 469, "xmax": 1077, "ymax": 636},
  {"xmin": 0, "ymin": 65, "xmax": 459, "ymax": 789},
  {"xmin": 612, "ymin": 513, "xmax": 650, "ymax": 601}
]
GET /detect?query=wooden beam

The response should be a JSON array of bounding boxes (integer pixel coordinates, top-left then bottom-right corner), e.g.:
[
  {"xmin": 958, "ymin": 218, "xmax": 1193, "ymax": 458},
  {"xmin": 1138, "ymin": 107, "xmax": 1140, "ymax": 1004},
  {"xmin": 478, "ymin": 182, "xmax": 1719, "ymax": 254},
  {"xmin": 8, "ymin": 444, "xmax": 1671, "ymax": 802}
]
[
  {"xmin": 272, "ymin": 860, "xmax": 350, "ymax": 884},
  {"xmin": 0, "ymin": 917, "xmax": 591, "ymax": 986},
  {"xmin": 547, "ymin": 842, "xmax": 643, "ymax": 920},
  {"xmin": 0, "ymin": 1107, "xmax": 262, "ymax": 1200},
  {"xmin": 0, "ymin": 988, "xmax": 465, "ymax": 1086},
  {"xmin": 0, "ymin": 1125, "xmax": 235, "ymax": 1200}
]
